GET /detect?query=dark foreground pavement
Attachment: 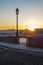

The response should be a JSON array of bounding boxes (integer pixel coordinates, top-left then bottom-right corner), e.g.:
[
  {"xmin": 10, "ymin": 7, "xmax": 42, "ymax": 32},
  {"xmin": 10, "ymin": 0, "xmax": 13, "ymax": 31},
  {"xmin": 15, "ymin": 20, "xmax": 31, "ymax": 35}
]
[{"xmin": 0, "ymin": 42, "xmax": 43, "ymax": 65}]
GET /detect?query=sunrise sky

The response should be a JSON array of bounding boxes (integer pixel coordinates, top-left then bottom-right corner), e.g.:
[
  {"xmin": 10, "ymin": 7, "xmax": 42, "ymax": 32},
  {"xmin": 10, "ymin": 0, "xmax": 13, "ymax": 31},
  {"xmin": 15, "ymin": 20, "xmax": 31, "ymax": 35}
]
[{"xmin": 0, "ymin": 0, "xmax": 43, "ymax": 30}]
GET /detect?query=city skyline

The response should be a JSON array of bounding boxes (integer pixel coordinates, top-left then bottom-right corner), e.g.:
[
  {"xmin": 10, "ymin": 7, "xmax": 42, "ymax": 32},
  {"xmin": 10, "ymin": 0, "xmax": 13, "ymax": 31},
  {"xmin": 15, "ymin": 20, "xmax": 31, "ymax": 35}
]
[{"xmin": 0, "ymin": 0, "xmax": 43, "ymax": 30}]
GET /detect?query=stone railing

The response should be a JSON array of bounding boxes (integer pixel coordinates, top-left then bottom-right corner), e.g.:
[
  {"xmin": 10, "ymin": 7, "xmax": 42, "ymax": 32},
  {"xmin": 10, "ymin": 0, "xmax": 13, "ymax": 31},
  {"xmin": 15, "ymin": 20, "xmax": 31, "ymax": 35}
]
[
  {"xmin": 0, "ymin": 35, "xmax": 43, "ymax": 48},
  {"xmin": 26, "ymin": 36, "xmax": 43, "ymax": 48}
]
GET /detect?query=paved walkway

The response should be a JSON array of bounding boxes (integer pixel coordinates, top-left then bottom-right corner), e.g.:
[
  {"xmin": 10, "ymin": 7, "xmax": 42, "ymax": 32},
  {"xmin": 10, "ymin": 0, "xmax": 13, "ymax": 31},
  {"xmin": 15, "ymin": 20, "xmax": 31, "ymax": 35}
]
[{"xmin": 0, "ymin": 42, "xmax": 43, "ymax": 55}]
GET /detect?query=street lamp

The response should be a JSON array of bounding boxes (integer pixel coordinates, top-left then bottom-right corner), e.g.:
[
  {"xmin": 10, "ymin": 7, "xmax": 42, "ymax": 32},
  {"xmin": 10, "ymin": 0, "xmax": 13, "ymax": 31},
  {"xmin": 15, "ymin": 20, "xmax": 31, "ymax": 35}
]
[{"xmin": 16, "ymin": 8, "xmax": 19, "ymax": 37}]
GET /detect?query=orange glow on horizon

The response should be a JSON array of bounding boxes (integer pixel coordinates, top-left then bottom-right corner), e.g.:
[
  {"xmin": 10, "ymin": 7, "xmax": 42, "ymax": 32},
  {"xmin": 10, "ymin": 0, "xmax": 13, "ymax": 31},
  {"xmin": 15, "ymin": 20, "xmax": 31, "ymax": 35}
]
[
  {"xmin": 0, "ymin": 25, "xmax": 26, "ymax": 30},
  {"xmin": 0, "ymin": 23, "xmax": 43, "ymax": 30},
  {"xmin": 28, "ymin": 25, "xmax": 37, "ymax": 31},
  {"xmin": 29, "ymin": 28, "xmax": 35, "ymax": 31},
  {"xmin": 0, "ymin": 25, "xmax": 15, "ymax": 30}
]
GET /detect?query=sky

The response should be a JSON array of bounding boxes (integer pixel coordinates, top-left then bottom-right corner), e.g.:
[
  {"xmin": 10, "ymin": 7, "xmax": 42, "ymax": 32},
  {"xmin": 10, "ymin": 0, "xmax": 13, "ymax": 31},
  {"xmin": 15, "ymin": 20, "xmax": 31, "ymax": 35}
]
[{"xmin": 0, "ymin": 0, "xmax": 43, "ymax": 30}]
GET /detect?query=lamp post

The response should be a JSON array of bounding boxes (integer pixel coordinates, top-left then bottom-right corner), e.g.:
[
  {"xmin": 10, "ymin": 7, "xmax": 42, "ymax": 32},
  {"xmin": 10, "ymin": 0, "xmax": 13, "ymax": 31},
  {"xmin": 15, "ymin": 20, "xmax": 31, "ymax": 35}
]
[{"xmin": 16, "ymin": 8, "xmax": 19, "ymax": 37}]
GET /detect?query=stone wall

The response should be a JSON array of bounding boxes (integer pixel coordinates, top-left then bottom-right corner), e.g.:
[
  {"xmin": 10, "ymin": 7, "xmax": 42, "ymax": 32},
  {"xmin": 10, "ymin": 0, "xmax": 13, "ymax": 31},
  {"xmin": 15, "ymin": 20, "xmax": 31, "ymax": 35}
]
[
  {"xmin": 0, "ymin": 36, "xmax": 19, "ymax": 43},
  {"xmin": 26, "ymin": 36, "xmax": 43, "ymax": 48},
  {"xmin": 0, "ymin": 36, "xmax": 43, "ymax": 48}
]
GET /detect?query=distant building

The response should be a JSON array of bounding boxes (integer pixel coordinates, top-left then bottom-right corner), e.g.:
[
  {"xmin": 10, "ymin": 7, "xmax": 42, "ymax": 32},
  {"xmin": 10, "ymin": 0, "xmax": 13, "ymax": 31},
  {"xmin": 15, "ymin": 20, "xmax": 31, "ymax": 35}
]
[{"xmin": 35, "ymin": 28, "xmax": 43, "ymax": 34}]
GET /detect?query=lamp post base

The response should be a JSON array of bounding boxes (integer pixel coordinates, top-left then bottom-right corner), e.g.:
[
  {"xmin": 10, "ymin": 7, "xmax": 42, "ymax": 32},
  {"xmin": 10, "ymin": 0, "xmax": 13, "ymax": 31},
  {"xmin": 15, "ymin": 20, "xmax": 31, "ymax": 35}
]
[{"xmin": 15, "ymin": 37, "xmax": 19, "ymax": 44}]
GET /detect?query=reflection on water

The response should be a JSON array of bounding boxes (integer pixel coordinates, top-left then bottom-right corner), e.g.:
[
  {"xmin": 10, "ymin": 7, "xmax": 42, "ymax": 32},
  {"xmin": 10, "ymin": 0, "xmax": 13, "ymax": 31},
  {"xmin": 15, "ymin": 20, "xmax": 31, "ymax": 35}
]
[{"xmin": 19, "ymin": 38, "xmax": 27, "ymax": 44}]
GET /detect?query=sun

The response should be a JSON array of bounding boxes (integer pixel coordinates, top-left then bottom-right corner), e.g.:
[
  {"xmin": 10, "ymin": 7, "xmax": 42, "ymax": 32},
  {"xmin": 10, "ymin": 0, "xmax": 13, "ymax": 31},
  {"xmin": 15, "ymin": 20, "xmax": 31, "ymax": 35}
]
[
  {"xmin": 29, "ymin": 26, "xmax": 36, "ymax": 31},
  {"xmin": 26, "ymin": 19, "xmax": 39, "ymax": 31}
]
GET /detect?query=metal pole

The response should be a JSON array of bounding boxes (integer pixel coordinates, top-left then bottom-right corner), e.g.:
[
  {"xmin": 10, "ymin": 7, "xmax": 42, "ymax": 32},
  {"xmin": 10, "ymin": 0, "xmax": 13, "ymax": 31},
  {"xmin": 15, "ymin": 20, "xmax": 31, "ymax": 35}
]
[{"xmin": 16, "ymin": 14, "xmax": 18, "ymax": 37}]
